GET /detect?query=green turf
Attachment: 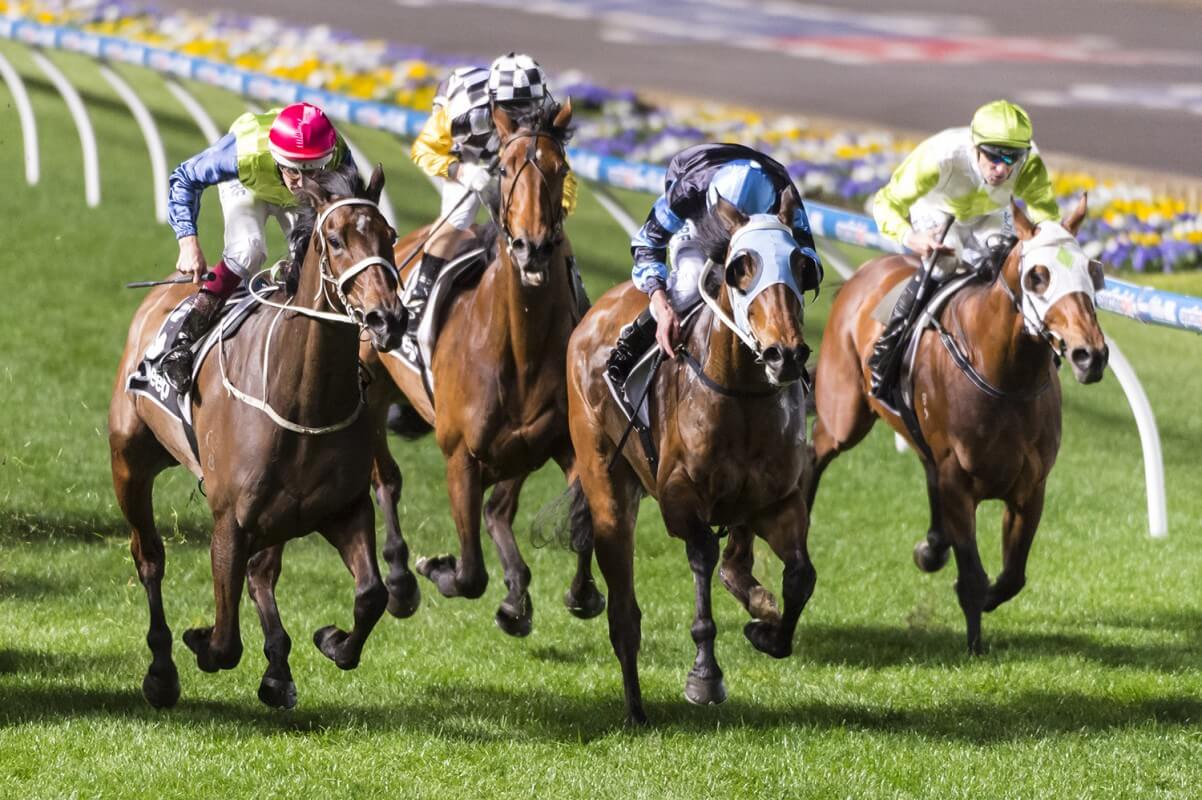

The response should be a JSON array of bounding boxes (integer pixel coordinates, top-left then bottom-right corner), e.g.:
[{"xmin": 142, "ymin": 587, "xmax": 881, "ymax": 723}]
[{"xmin": 2, "ymin": 43, "xmax": 1202, "ymax": 799}]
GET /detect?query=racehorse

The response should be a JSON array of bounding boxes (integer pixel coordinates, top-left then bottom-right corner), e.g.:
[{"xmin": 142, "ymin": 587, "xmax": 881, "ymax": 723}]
[
  {"xmin": 808, "ymin": 195, "xmax": 1107, "ymax": 654},
  {"xmin": 567, "ymin": 195, "xmax": 816, "ymax": 725},
  {"xmin": 108, "ymin": 166, "xmax": 405, "ymax": 709},
  {"xmin": 363, "ymin": 99, "xmax": 605, "ymax": 637}
]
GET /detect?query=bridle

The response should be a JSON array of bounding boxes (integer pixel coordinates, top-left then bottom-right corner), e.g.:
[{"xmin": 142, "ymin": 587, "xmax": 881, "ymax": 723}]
[
  {"xmin": 493, "ymin": 130, "xmax": 566, "ymax": 259},
  {"xmin": 313, "ymin": 198, "xmax": 400, "ymax": 326}
]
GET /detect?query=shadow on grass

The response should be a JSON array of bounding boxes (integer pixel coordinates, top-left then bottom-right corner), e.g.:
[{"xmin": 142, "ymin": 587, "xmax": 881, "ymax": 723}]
[
  {"xmin": 0, "ymin": 512, "xmax": 211, "ymax": 545},
  {"xmin": 1, "ymin": 667, "xmax": 1200, "ymax": 745}
]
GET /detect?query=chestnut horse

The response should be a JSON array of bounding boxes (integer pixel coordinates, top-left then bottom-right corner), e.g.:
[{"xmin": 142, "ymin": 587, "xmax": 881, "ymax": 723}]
[
  {"xmin": 363, "ymin": 100, "xmax": 604, "ymax": 637},
  {"xmin": 567, "ymin": 196, "xmax": 816, "ymax": 725},
  {"xmin": 808, "ymin": 196, "xmax": 1107, "ymax": 654},
  {"xmin": 109, "ymin": 167, "xmax": 404, "ymax": 709}
]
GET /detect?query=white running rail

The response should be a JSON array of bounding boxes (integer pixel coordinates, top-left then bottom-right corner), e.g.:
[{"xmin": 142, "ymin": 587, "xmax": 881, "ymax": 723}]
[
  {"xmin": 31, "ymin": 49, "xmax": 99, "ymax": 207},
  {"xmin": 100, "ymin": 63, "xmax": 167, "ymax": 223},
  {"xmin": 0, "ymin": 51, "xmax": 38, "ymax": 185}
]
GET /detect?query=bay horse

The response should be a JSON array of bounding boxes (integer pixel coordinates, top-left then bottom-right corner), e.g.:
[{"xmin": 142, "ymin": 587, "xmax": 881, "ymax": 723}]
[
  {"xmin": 362, "ymin": 99, "xmax": 604, "ymax": 637},
  {"xmin": 567, "ymin": 195, "xmax": 816, "ymax": 725},
  {"xmin": 808, "ymin": 195, "xmax": 1107, "ymax": 654},
  {"xmin": 108, "ymin": 166, "xmax": 404, "ymax": 709}
]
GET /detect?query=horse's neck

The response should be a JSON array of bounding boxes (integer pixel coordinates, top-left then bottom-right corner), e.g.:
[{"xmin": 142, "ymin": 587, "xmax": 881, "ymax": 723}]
[
  {"xmin": 954, "ymin": 253, "xmax": 1050, "ymax": 387},
  {"xmin": 486, "ymin": 244, "xmax": 570, "ymax": 369},
  {"xmin": 273, "ymin": 251, "xmax": 362, "ymax": 408},
  {"xmin": 697, "ymin": 292, "xmax": 769, "ymax": 393}
]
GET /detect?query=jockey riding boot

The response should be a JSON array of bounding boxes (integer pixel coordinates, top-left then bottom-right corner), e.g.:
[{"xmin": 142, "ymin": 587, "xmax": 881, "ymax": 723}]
[
  {"xmin": 399, "ymin": 252, "xmax": 447, "ymax": 366},
  {"xmin": 566, "ymin": 254, "xmax": 591, "ymax": 320},
  {"xmin": 867, "ymin": 271, "xmax": 924, "ymax": 400},
  {"xmin": 159, "ymin": 289, "xmax": 224, "ymax": 394},
  {"xmin": 605, "ymin": 308, "xmax": 657, "ymax": 385}
]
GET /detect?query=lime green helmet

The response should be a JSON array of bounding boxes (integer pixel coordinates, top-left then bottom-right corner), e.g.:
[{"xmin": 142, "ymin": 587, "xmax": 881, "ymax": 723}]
[{"xmin": 971, "ymin": 100, "xmax": 1033, "ymax": 150}]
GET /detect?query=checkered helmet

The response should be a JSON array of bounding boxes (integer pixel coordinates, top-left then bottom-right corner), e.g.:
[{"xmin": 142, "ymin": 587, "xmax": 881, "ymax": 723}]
[{"xmin": 488, "ymin": 52, "xmax": 548, "ymax": 105}]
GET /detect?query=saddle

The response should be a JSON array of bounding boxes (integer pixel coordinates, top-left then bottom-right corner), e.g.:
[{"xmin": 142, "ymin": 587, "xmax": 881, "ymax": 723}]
[{"xmin": 125, "ymin": 281, "xmax": 276, "ymax": 460}]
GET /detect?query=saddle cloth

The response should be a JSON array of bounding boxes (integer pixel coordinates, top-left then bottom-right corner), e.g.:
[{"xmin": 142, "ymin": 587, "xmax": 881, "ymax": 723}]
[{"xmin": 125, "ymin": 281, "xmax": 276, "ymax": 458}]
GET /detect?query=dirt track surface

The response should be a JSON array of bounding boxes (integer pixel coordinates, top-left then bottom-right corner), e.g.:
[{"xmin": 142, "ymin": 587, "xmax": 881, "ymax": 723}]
[{"xmin": 156, "ymin": 0, "xmax": 1202, "ymax": 178}]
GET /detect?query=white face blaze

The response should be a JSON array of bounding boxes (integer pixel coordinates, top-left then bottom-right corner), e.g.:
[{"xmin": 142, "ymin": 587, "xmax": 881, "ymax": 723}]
[
  {"xmin": 1018, "ymin": 222, "xmax": 1098, "ymax": 335},
  {"xmin": 355, "ymin": 213, "xmax": 371, "ymax": 237}
]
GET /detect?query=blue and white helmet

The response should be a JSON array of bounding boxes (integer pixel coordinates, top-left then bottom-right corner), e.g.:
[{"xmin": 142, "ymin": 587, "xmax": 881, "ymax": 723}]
[
  {"xmin": 488, "ymin": 52, "xmax": 548, "ymax": 104},
  {"xmin": 707, "ymin": 161, "xmax": 778, "ymax": 215}
]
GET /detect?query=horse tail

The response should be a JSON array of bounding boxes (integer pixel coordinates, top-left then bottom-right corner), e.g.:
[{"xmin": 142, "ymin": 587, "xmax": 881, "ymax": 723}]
[
  {"xmin": 385, "ymin": 403, "xmax": 433, "ymax": 440},
  {"xmin": 531, "ymin": 477, "xmax": 594, "ymax": 553}
]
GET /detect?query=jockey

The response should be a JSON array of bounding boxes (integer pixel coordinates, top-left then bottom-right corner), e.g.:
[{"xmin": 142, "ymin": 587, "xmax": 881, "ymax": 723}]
[
  {"xmin": 404, "ymin": 52, "xmax": 579, "ymax": 367},
  {"xmin": 605, "ymin": 142, "xmax": 824, "ymax": 384},
  {"xmin": 867, "ymin": 99, "xmax": 1060, "ymax": 400},
  {"xmin": 161, "ymin": 102, "xmax": 354, "ymax": 393}
]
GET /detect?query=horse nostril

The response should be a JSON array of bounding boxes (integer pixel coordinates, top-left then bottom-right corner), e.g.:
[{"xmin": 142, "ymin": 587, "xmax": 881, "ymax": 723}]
[
  {"xmin": 1071, "ymin": 347, "xmax": 1093, "ymax": 369},
  {"xmin": 762, "ymin": 345, "xmax": 784, "ymax": 365},
  {"xmin": 364, "ymin": 310, "xmax": 384, "ymax": 330},
  {"xmin": 512, "ymin": 238, "xmax": 528, "ymax": 253}
]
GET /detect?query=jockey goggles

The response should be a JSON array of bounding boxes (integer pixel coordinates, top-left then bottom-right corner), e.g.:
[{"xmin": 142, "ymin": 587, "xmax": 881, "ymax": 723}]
[{"xmin": 977, "ymin": 143, "xmax": 1027, "ymax": 166}]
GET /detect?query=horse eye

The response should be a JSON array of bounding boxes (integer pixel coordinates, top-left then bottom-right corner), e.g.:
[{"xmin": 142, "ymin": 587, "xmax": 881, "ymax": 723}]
[
  {"xmin": 327, "ymin": 234, "xmax": 342, "ymax": 250},
  {"xmin": 498, "ymin": 166, "xmax": 508, "ymax": 177}
]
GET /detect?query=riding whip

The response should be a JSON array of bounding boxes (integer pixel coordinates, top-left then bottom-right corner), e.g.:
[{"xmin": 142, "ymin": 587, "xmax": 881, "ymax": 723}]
[
  {"xmin": 125, "ymin": 271, "xmax": 215, "ymax": 289},
  {"xmin": 395, "ymin": 162, "xmax": 499, "ymax": 273}
]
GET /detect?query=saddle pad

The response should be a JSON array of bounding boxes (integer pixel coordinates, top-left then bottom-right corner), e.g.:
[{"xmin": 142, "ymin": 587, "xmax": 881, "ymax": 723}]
[{"xmin": 125, "ymin": 282, "xmax": 276, "ymax": 455}]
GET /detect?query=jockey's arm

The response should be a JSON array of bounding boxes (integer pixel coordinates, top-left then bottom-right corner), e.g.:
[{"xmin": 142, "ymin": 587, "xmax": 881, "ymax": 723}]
[
  {"xmin": 410, "ymin": 104, "xmax": 456, "ymax": 179},
  {"xmin": 167, "ymin": 132, "xmax": 239, "ymax": 240},
  {"xmin": 630, "ymin": 193, "xmax": 686, "ymax": 295},
  {"xmin": 871, "ymin": 137, "xmax": 942, "ymax": 248},
  {"xmin": 1014, "ymin": 151, "xmax": 1061, "ymax": 225}
]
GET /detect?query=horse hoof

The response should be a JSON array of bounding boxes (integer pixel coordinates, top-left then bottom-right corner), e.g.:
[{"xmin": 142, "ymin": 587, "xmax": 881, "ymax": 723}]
[
  {"xmin": 142, "ymin": 667, "xmax": 180, "ymax": 709},
  {"xmin": 495, "ymin": 597, "xmax": 533, "ymax": 638},
  {"xmin": 564, "ymin": 584, "xmax": 606, "ymax": 620},
  {"xmin": 743, "ymin": 620, "xmax": 792, "ymax": 659},
  {"xmin": 684, "ymin": 672, "xmax": 727, "ymax": 706},
  {"xmin": 313, "ymin": 625, "xmax": 358, "ymax": 670},
  {"xmin": 182, "ymin": 627, "xmax": 219, "ymax": 673},
  {"xmin": 258, "ymin": 676, "xmax": 298, "ymax": 710},
  {"xmin": 913, "ymin": 539, "xmax": 950, "ymax": 573},
  {"xmin": 625, "ymin": 707, "xmax": 650, "ymax": 727},
  {"xmin": 747, "ymin": 586, "xmax": 781, "ymax": 624},
  {"xmin": 387, "ymin": 572, "xmax": 421, "ymax": 618}
]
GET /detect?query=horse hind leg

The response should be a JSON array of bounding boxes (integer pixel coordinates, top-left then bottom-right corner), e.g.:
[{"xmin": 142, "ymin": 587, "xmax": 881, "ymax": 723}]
[
  {"xmin": 313, "ymin": 493, "xmax": 388, "ymax": 670},
  {"xmin": 110, "ymin": 429, "xmax": 179, "ymax": 708},
  {"xmin": 246, "ymin": 545, "xmax": 296, "ymax": 709},
  {"xmin": 554, "ymin": 456, "xmax": 605, "ymax": 621},
  {"xmin": 483, "ymin": 476, "xmax": 534, "ymax": 637},
  {"xmin": 373, "ymin": 444, "xmax": 420, "ymax": 618},
  {"xmin": 718, "ymin": 525, "xmax": 781, "ymax": 624},
  {"xmin": 806, "ymin": 348, "xmax": 876, "ymax": 512},
  {"xmin": 984, "ymin": 483, "xmax": 1045, "ymax": 612}
]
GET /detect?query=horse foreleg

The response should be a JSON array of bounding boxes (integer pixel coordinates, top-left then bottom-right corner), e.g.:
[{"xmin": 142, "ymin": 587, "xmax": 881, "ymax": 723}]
[
  {"xmin": 417, "ymin": 450, "xmax": 488, "ymax": 599},
  {"xmin": 183, "ymin": 513, "xmax": 247, "ymax": 673},
  {"xmin": 373, "ymin": 443, "xmax": 420, "ymax": 618},
  {"xmin": 938, "ymin": 475, "xmax": 988, "ymax": 654},
  {"xmin": 111, "ymin": 439, "xmax": 178, "ymax": 709},
  {"xmin": 744, "ymin": 491, "xmax": 816, "ymax": 659},
  {"xmin": 483, "ymin": 476, "xmax": 534, "ymax": 637},
  {"xmin": 718, "ymin": 525, "xmax": 780, "ymax": 624},
  {"xmin": 555, "ymin": 454, "xmax": 605, "ymax": 621},
  {"xmin": 246, "ymin": 544, "xmax": 296, "ymax": 709},
  {"xmin": 314, "ymin": 493, "xmax": 388, "ymax": 670},
  {"xmin": 985, "ymin": 482, "xmax": 1046, "ymax": 612},
  {"xmin": 913, "ymin": 462, "xmax": 952, "ymax": 573},
  {"xmin": 669, "ymin": 513, "xmax": 726, "ymax": 706}
]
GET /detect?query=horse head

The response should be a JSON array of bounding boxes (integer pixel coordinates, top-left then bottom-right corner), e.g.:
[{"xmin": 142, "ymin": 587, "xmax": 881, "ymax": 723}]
[
  {"xmin": 1010, "ymin": 194, "xmax": 1108, "ymax": 383},
  {"xmin": 297, "ymin": 165, "xmax": 405, "ymax": 352},
  {"xmin": 699, "ymin": 193, "xmax": 811, "ymax": 386},
  {"xmin": 492, "ymin": 99, "xmax": 573, "ymax": 286}
]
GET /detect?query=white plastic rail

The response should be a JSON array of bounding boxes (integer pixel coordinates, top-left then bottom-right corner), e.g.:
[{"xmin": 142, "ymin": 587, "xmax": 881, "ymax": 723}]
[
  {"xmin": 0, "ymin": 50, "xmax": 38, "ymax": 185},
  {"xmin": 100, "ymin": 63, "xmax": 167, "ymax": 223},
  {"xmin": 31, "ymin": 49, "xmax": 99, "ymax": 207}
]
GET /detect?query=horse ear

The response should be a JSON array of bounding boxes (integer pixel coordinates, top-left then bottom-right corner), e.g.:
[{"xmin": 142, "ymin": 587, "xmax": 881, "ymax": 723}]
[
  {"xmin": 493, "ymin": 105, "xmax": 517, "ymax": 140},
  {"xmin": 1062, "ymin": 192, "xmax": 1088, "ymax": 237},
  {"xmin": 714, "ymin": 195, "xmax": 748, "ymax": 235},
  {"xmin": 297, "ymin": 171, "xmax": 329, "ymax": 207},
  {"xmin": 366, "ymin": 163, "xmax": 385, "ymax": 204},
  {"xmin": 778, "ymin": 188, "xmax": 799, "ymax": 228},
  {"xmin": 552, "ymin": 97, "xmax": 573, "ymax": 131},
  {"xmin": 1012, "ymin": 200, "xmax": 1037, "ymax": 240}
]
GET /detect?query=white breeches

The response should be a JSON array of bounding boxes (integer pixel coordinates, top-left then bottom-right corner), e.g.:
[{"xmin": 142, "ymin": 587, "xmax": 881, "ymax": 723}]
[
  {"xmin": 218, "ymin": 180, "xmax": 299, "ymax": 279},
  {"xmin": 911, "ymin": 199, "xmax": 1013, "ymax": 273}
]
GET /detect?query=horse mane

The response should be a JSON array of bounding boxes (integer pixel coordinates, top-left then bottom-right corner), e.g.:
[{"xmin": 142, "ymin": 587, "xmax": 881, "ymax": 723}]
[
  {"xmin": 284, "ymin": 161, "xmax": 367, "ymax": 294},
  {"xmin": 691, "ymin": 205, "xmax": 734, "ymax": 265}
]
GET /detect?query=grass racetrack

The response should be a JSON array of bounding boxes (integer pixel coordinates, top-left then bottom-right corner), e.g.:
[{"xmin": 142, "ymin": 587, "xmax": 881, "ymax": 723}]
[{"xmin": 2, "ymin": 43, "xmax": 1202, "ymax": 798}]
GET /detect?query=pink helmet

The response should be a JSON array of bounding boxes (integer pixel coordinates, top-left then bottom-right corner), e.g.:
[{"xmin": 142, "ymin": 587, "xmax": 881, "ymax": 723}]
[{"xmin": 268, "ymin": 102, "xmax": 337, "ymax": 170}]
